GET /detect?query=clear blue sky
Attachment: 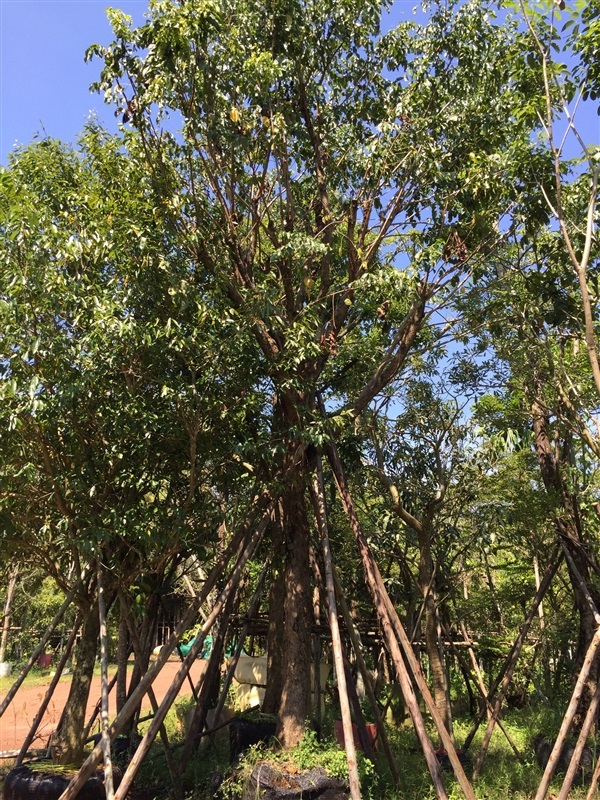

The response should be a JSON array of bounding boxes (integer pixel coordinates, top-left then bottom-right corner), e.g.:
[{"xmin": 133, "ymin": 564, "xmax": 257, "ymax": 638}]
[
  {"xmin": 0, "ymin": 1, "xmax": 598, "ymax": 166},
  {"xmin": 0, "ymin": 1, "xmax": 147, "ymax": 163}
]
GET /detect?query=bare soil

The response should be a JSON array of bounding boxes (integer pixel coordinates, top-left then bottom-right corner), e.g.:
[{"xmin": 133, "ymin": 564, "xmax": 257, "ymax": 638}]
[{"xmin": 0, "ymin": 658, "xmax": 208, "ymax": 754}]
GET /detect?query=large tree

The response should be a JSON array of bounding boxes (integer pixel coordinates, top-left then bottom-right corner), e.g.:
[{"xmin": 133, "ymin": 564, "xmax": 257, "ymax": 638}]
[{"xmin": 84, "ymin": 0, "xmax": 543, "ymax": 745}]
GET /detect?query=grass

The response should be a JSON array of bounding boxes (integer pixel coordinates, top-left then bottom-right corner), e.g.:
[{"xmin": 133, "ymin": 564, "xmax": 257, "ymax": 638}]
[
  {"xmin": 3, "ymin": 671, "xmax": 596, "ymax": 799},
  {"xmin": 164, "ymin": 702, "xmax": 598, "ymax": 800}
]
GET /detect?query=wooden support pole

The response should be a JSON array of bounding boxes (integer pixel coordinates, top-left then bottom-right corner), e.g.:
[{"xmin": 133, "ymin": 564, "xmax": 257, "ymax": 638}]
[
  {"xmin": 97, "ymin": 561, "xmax": 115, "ymax": 800},
  {"xmin": 585, "ymin": 748, "xmax": 600, "ymax": 800},
  {"xmin": 455, "ymin": 622, "xmax": 521, "ymax": 761},
  {"xmin": 110, "ymin": 517, "xmax": 267, "ymax": 800},
  {"xmin": 0, "ymin": 576, "xmax": 86, "ymax": 718},
  {"xmin": 312, "ymin": 457, "xmax": 362, "ymax": 800},
  {"xmin": 467, "ymin": 547, "xmax": 561, "ymax": 768},
  {"xmin": 331, "ymin": 564, "xmax": 402, "ymax": 789},
  {"xmin": 56, "ymin": 501, "xmax": 272, "ymax": 800},
  {"xmin": 15, "ymin": 616, "xmax": 82, "ymax": 765},
  {"xmin": 82, "ymin": 673, "xmax": 119, "ymax": 743},
  {"xmin": 534, "ymin": 624, "xmax": 600, "ymax": 800},
  {"xmin": 177, "ymin": 579, "xmax": 241, "ymax": 774},
  {"xmin": 557, "ymin": 677, "xmax": 600, "ymax": 800},
  {"xmin": 325, "ymin": 443, "xmax": 453, "ymax": 800},
  {"xmin": 119, "ymin": 591, "xmax": 182, "ymax": 800},
  {"xmin": 208, "ymin": 560, "xmax": 270, "ymax": 737}
]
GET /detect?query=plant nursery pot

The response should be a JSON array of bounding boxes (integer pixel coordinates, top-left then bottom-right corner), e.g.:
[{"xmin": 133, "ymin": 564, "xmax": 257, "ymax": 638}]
[
  {"xmin": 0, "ymin": 661, "xmax": 11, "ymax": 678},
  {"xmin": 334, "ymin": 719, "xmax": 378, "ymax": 752}
]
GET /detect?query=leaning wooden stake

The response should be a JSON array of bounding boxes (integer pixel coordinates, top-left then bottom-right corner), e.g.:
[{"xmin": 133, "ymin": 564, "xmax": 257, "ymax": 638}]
[
  {"xmin": 557, "ymin": 677, "xmax": 600, "ymax": 800},
  {"xmin": 119, "ymin": 590, "xmax": 182, "ymax": 799},
  {"xmin": 585, "ymin": 748, "xmax": 600, "ymax": 800},
  {"xmin": 469, "ymin": 547, "xmax": 562, "ymax": 775},
  {"xmin": 455, "ymin": 622, "xmax": 521, "ymax": 761},
  {"xmin": 111, "ymin": 517, "xmax": 267, "ymax": 800},
  {"xmin": 313, "ymin": 459, "xmax": 362, "ymax": 800},
  {"xmin": 57, "ymin": 500, "xmax": 273, "ymax": 800},
  {"xmin": 0, "ymin": 576, "xmax": 86, "ymax": 718},
  {"xmin": 534, "ymin": 623, "xmax": 600, "ymax": 800},
  {"xmin": 331, "ymin": 563, "xmax": 403, "ymax": 789},
  {"xmin": 97, "ymin": 561, "xmax": 115, "ymax": 800},
  {"xmin": 207, "ymin": 560, "xmax": 270, "ymax": 738},
  {"xmin": 15, "ymin": 616, "xmax": 81, "ymax": 765},
  {"xmin": 325, "ymin": 443, "xmax": 455, "ymax": 800},
  {"xmin": 178, "ymin": 574, "xmax": 243, "ymax": 774}
]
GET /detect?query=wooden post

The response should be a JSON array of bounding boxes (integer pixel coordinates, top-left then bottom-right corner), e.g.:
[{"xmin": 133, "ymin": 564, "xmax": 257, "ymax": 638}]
[
  {"xmin": 119, "ymin": 591, "xmax": 182, "ymax": 799},
  {"xmin": 585, "ymin": 749, "xmax": 600, "ymax": 800},
  {"xmin": 325, "ymin": 443, "xmax": 453, "ymax": 800},
  {"xmin": 468, "ymin": 548, "xmax": 562, "ymax": 773},
  {"xmin": 207, "ymin": 560, "xmax": 270, "ymax": 737},
  {"xmin": 16, "ymin": 617, "xmax": 81, "ymax": 765},
  {"xmin": 332, "ymin": 564, "xmax": 403, "ymax": 789},
  {"xmin": 557, "ymin": 677, "xmax": 600, "ymax": 800},
  {"xmin": 313, "ymin": 458, "xmax": 362, "ymax": 800},
  {"xmin": 56, "ymin": 504, "xmax": 272, "ymax": 800},
  {"xmin": 97, "ymin": 561, "xmax": 115, "ymax": 800},
  {"xmin": 0, "ymin": 576, "xmax": 86, "ymax": 718},
  {"xmin": 109, "ymin": 518, "xmax": 267, "ymax": 800},
  {"xmin": 534, "ymin": 624, "xmax": 600, "ymax": 800}
]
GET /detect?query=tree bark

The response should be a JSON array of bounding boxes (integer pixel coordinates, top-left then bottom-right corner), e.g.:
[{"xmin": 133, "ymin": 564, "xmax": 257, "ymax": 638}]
[
  {"xmin": 0, "ymin": 566, "xmax": 18, "ymax": 664},
  {"xmin": 262, "ymin": 505, "xmax": 285, "ymax": 716},
  {"xmin": 116, "ymin": 598, "xmax": 130, "ymax": 715},
  {"xmin": 277, "ymin": 473, "xmax": 313, "ymax": 748},
  {"xmin": 531, "ymin": 392, "xmax": 600, "ymax": 728},
  {"xmin": 52, "ymin": 603, "xmax": 101, "ymax": 764},
  {"xmin": 418, "ymin": 522, "xmax": 452, "ymax": 743}
]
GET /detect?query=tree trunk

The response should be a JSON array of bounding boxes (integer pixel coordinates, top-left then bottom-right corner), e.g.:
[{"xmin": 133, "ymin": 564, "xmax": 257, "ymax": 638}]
[
  {"xmin": 531, "ymin": 393, "xmax": 600, "ymax": 729},
  {"xmin": 52, "ymin": 604, "xmax": 100, "ymax": 764},
  {"xmin": 0, "ymin": 566, "xmax": 18, "ymax": 663},
  {"xmin": 418, "ymin": 524, "xmax": 453, "ymax": 743},
  {"xmin": 262, "ymin": 505, "xmax": 285, "ymax": 716},
  {"xmin": 116, "ymin": 599, "xmax": 129, "ymax": 715},
  {"xmin": 276, "ymin": 474, "xmax": 313, "ymax": 748}
]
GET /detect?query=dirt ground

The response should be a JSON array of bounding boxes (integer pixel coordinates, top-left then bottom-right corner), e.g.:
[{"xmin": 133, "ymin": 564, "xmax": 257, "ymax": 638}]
[{"xmin": 0, "ymin": 658, "xmax": 208, "ymax": 754}]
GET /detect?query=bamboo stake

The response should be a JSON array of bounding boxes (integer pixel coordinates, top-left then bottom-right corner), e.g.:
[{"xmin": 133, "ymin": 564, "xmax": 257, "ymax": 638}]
[
  {"xmin": 56, "ymin": 501, "xmax": 272, "ymax": 800},
  {"xmin": 207, "ymin": 560, "xmax": 270, "ymax": 738},
  {"xmin": 119, "ymin": 590, "xmax": 182, "ymax": 799},
  {"xmin": 557, "ymin": 677, "xmax": 600, "ymax": 800},
  {"xmin": 177, "ymin": 579, "xmax": 241, "ymax": 774},
  {"xmin": 325, "ymin": 443, "xmax": 451, "ymax": 800},
  {"xmin": 309, "ymin": 545, "xmax": 324, "ymax": 733},
  {"xmin": 110, "ymin": 517, "xmax": 267, "ymax": 800},
  {"xmin": 468, "ymin": 547, "xmax": 562, "ymax": 773},
  {"xmin": 15, "ymin": 616, "xmax": 82, "ymax": 765},
  {"xmin": 313, "ymin": 457, "xmax": 361, "ymax": 800},
  {"xmin": 585, "ymin": 748, "xmax": 600, "ymax": 800},
  {"xmin": 456, "ymin": 622, "xmax": 521, "ymax": 760},
  {"xmin": 331, "ymin": 563, "xmax": 403, "ymax": 789},
  {"xmin": 97, "ymin": 561, "xmax": 115, "ymax": 800},
  {"xmin": 82, "ymin": 673, "xmax": 119, "ymax": 743},
  {"xmin": 0, "ymin": 576, "xmax": 86, "ymax": 718},
  {"xmin": 534, "ymin": 624, "xmax": 600, "ymax": 800}
]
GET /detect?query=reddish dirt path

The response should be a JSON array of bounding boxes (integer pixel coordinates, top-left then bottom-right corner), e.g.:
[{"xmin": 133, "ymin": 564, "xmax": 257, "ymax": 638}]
[{"xmin": 0, "ymin": 658, "xmax": 208, "ymax": 753}]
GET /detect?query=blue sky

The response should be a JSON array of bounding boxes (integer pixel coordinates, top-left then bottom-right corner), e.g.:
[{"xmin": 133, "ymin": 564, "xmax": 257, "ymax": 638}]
[
  {"xmin": 0, "ymin": 1, "xmax": 598, "ymax": 165},
  {"xmin": 0, "ymin": 0, "xmax": 147, "ymax": 163}
]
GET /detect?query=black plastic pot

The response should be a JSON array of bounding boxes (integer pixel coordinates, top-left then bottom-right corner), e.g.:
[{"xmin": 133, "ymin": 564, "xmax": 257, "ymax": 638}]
[{"xmin": 3, "ymin": 764, "xmax": 121, "ymax": 800}]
